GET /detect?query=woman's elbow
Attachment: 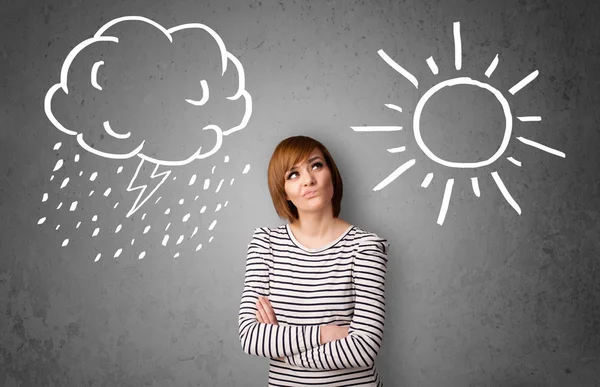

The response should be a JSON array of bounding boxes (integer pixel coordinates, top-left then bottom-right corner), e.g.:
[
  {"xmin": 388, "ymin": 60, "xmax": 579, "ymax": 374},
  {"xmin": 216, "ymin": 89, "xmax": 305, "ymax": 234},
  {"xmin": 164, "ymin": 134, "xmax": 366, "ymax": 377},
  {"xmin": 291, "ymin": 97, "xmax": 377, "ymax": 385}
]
[
  {"xmin": 239, "ymin": 334, "xmax": 255, "ymax": 356},
  {"xmin": 351, "ymin": 334, "xmax": 382, "ymax": 367},
  {"xmin": 238, "ymin": 328, "xmax": 261, "ymax": 356},
  {"xmin": 240, "ymin": 343, "xmax": 253, "ymax": 356}
]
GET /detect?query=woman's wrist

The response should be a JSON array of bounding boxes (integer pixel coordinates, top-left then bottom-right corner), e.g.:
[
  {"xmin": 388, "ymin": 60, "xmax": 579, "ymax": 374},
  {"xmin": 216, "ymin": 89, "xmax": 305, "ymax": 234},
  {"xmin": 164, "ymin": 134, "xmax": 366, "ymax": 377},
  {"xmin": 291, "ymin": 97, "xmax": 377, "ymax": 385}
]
[
  {"xmin": 319, "ymin": 325, "xmax": 325, "ymax": 345},
  {"xmin": 319, "ymin": 325, "xmax": 349, "ymax": 345}
]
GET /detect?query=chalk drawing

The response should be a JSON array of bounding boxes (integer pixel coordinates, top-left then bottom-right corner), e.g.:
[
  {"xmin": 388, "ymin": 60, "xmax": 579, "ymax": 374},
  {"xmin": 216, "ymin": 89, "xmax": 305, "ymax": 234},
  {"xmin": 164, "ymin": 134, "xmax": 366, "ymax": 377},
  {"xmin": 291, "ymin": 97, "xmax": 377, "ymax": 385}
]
[
  {"xmin": 41, "ymin": 16, "xmax": 253, "ymax": 259},
  {"xmin": 352, "ymin": 21, "xmax": 565, "ymax": 225}
]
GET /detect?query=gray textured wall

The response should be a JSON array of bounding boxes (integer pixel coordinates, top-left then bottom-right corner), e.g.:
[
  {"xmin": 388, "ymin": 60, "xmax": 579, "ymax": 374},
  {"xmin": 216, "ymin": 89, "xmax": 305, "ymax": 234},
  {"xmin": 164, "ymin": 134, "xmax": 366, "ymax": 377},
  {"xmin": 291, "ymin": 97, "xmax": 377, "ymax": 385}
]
[{"xmin": 1, "ymin": 0, "xmax": 599, "ymax": 386}]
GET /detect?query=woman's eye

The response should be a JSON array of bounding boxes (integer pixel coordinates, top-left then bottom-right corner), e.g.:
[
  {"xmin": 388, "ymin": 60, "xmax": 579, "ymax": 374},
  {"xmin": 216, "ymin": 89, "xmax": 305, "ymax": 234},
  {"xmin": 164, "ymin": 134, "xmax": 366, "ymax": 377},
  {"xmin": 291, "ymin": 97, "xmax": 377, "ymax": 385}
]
[{"xmin": 286, "ymin": 162, "xmax": 322, "ymax": 180}]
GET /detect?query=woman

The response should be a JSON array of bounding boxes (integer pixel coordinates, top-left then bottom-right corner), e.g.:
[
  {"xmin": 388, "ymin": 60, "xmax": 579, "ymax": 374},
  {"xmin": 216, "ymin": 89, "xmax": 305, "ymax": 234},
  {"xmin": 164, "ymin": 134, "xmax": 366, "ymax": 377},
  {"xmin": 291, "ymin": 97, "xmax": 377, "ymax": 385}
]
[{"xmin": 238, "ymin": 135, "xmax": 390, "ymax": 386}]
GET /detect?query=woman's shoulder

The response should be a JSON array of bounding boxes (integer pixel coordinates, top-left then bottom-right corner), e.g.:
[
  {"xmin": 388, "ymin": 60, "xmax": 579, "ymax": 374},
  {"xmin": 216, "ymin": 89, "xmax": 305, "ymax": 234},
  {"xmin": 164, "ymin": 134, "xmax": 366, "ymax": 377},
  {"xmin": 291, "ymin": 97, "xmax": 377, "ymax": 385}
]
[
  {"xmin": 249, "ymin": 224, "xmax": 286, "ymax": 239},
  {"xmin": 335, "ymin": 219, "xmax": 385, "ymax": 241},
  {"xmin": 350, "ymin": 225, "xmax": 390, "ymax": 253},
  {"xmin": 350, "ymin": 225, "xmax": 387, "ymax": 240}
]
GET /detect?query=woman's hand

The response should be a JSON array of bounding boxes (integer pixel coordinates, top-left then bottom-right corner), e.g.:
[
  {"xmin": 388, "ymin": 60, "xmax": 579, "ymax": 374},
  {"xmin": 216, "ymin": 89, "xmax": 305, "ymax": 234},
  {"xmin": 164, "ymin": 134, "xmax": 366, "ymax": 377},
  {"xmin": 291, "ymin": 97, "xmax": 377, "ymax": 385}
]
[
  {"xmin": 319, "ymin": 325, "xmax": 349, "ymax": 344},
  {"xmin": 255, "ymin": 297, "xmax": 349, "ymax": 360},
  {"xmin": 255, "ymin": 296, "xmax": 278, "ymax": 325},
  {"xmin": 255, "ymin": 296, "xmax": 284, "ymax": 361}
]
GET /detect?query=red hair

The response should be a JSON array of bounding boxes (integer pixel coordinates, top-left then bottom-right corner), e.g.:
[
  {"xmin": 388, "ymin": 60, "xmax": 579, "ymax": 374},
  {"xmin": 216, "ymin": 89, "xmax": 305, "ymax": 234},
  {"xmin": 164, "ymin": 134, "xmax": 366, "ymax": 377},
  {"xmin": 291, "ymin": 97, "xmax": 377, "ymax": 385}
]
[{"xmin": 267, "ymin": 136, "xmax": 343, "ymax": 222}]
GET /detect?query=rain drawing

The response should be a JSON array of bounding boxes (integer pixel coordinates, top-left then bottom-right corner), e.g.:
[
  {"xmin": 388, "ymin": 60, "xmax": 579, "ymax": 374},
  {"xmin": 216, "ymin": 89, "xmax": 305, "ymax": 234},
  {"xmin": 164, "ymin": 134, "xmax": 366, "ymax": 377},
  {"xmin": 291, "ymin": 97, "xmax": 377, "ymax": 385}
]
[
  {"xmin": 352, "ymin": 21, "xmax": 565, "ymax": 226},
  {"xmin": 40, "ymin": 16, "xmax": 252, "ymax": 260}
]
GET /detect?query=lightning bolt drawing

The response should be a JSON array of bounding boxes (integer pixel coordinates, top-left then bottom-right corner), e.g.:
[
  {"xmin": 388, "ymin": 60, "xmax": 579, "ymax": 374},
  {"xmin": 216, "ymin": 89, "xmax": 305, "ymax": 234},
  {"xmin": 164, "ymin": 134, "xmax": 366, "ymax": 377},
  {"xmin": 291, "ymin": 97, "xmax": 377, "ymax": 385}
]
[{"xmin": 126, "ymin": 158, "xmax": 172, "ymax": 218}]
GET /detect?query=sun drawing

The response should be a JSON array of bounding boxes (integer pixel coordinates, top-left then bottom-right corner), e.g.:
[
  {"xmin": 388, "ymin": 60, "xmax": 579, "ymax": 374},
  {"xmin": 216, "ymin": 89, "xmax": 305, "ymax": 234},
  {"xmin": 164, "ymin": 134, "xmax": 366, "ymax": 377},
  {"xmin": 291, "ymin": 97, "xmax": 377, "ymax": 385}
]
[{"xmin": 352, "ymin": 21, "xmax": 566, "ymax": 226}]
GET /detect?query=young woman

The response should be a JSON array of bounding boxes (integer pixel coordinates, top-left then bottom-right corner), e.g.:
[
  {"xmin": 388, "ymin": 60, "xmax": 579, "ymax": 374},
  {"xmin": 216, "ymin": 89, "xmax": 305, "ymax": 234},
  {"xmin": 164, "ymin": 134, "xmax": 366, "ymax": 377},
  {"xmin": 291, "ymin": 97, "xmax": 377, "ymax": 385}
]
[{"xmin": 238, "ymin": 135, "xmax": 390, "ymax": 386}]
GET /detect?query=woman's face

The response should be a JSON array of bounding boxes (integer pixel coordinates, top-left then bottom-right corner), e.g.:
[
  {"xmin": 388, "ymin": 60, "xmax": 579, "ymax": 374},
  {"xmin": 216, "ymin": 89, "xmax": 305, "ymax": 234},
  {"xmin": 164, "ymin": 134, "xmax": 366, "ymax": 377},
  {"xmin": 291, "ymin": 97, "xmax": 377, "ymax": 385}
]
[{"xmin": 284, "ymin": 148, "xmax": 334, "ymax": 217}]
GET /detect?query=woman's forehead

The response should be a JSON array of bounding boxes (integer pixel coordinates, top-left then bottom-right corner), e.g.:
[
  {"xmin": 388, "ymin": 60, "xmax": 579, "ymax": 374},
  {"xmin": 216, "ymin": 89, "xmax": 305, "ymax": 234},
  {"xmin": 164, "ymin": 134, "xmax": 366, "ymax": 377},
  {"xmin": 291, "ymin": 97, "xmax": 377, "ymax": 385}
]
[{"xmin": 292, "ymin": 149, "xmax": 323, "ymax": 166}]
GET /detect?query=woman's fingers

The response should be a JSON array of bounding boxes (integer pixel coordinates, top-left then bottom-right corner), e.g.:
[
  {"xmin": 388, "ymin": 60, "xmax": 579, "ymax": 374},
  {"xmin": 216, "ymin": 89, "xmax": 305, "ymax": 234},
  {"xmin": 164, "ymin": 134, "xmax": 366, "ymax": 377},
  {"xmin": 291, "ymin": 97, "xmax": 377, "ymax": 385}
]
[
  {"xmin": 256, "ymin": 296, "xmax": 278, "ymax": 325},
  {"xmin": 263, "ymin": 297, "xmax": 278, "ymax": 325},
  {"xmin": 256, "ymin": 297, "xmax": 270, "ymax": 324},
  {"xmin": 255, "ymin": 308, "xmax": 264, "ymax": 323},
  {"xmin": 269, "ymin": 299, "xmax": 278, "ymax": 325},
  {"xmin": 320, "ymin": 325, "xmax": 350, "ymax": 344},
  {"xmin": 260, "ymin": 297, "xmax": 275, "ymax": 325},
  {"xmin": 256, "ymin": 299, "xmax": 268, "ymax": 323}
]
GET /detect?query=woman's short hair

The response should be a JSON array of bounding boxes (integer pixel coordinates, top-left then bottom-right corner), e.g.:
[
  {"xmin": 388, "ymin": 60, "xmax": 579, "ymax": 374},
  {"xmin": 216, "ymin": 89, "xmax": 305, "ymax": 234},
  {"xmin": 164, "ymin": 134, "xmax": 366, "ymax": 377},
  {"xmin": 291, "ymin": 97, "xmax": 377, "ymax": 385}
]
[{"xmin": 268, "ymin": 136, "xmax": 343, "ymax": 222}]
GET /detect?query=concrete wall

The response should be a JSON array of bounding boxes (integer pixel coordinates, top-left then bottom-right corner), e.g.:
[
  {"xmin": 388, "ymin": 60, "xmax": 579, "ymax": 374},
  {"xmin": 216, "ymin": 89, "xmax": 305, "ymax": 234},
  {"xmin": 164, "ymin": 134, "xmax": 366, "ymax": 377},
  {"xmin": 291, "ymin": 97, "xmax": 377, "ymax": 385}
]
[{"xmin": 1, "ymin": 0, "xmax": 598, "ymax": 385}]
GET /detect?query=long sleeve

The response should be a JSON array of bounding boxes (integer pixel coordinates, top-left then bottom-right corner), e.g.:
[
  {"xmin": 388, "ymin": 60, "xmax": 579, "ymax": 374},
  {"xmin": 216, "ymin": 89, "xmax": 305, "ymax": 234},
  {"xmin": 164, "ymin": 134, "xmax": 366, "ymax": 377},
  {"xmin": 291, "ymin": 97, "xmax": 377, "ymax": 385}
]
[
  {"xmin": 283, "ymin": 234, "xmax": 389, "ymax": 370},
  {"xmin": 238, "ymin": 228, "xmax": 322, "ymax": 358}
]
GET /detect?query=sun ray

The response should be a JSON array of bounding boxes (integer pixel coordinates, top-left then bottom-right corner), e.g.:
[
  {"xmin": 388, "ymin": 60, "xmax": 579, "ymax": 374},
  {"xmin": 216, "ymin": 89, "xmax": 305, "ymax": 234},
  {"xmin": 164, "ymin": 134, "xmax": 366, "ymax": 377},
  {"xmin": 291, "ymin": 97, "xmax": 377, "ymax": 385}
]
[
  {"xmin": 373, "ymin": 159, "xmax": 416, "ymax": 191},
  {"xmin": 385, "ymin": 103, "xmax": 403, "ymax": 113},
  {"xmin": 387, "ymin": 146, "xmax": 406, "ymax": 153},
  {"xmin": 377, "ymin": 49, "xmax": 419, "ymax": 89},
  {"xmin": 358, "ymin": 21, "xmax": 564, "ymax": 225},
  {"xmin": 453, "ymin": 22, "xmax": 462, "ymax": 70},
  {"xmin": 516, "ymin": 136, "xmax": 566, "ymax": 158},
  {"xmin": 437, "ymin": 178, "xmax": 454, "ymax": 225},
  {"xmin": 491, "ymin": 171, "xmax": 521, "ymax": 214},
  {"xmin": 485, "ymin": 54, "xmax": 499, "ymax": 78},
  {"xmin": 471, "ymin": 177, "xmax": 480, "ymax": 197},
  {"xmin": 507, "ymin": 157, "xmax": 522, "ymax": 166},
  {"xmin": 508, "ymin": 70, "xmax": 539, "ymax": 95},
  {"xmin": 421, "ymin": 172, "xmax": 434, "ymax": 188},
  {"xmin": 517, "ymin": 116, "xmax": 542, "ymax": 122},
  {"xmin": 426, "ymin": 56, "xmax": 439, "ymax": 75},
  {"xmin": 351, "ymin": 126, "xmax": 403, "ymax": 132}
]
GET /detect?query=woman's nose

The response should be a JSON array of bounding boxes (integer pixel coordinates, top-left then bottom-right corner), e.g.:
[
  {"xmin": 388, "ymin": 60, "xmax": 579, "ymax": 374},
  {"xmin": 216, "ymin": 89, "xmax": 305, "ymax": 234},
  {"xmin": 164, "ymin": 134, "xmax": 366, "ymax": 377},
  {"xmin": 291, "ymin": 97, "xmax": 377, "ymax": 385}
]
[{"xmin": 303, "ymin": 172, "xmax": 315, "ymax": 185}]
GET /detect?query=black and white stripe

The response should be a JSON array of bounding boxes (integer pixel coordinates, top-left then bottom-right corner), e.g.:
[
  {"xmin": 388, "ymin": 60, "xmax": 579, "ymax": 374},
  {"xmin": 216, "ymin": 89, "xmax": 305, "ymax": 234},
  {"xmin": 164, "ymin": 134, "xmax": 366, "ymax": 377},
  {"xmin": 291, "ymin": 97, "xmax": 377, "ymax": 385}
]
[{"xmin": 239, "ymin": 225, "xmax": 389, "ymax": 387}]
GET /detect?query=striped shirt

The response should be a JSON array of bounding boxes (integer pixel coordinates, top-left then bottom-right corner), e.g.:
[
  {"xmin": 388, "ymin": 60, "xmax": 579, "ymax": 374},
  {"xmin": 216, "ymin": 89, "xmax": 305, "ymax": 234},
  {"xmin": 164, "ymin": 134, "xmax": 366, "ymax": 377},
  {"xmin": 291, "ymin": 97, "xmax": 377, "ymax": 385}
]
[{"xmin": 238, "ymin": 224, "xmax": 390, "ymax": 386}]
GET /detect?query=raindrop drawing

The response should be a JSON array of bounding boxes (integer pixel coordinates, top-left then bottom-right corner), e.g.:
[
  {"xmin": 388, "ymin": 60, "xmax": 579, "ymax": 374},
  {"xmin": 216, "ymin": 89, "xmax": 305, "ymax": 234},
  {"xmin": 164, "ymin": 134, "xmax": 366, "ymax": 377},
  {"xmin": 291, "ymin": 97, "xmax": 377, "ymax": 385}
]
[
  {"xmin": 41, "ymin": 15, "xmax": 253, "ymax": 259},
  {"xmin": 352, "ymin": 21, "xmax": 565, "ymax": 225}
]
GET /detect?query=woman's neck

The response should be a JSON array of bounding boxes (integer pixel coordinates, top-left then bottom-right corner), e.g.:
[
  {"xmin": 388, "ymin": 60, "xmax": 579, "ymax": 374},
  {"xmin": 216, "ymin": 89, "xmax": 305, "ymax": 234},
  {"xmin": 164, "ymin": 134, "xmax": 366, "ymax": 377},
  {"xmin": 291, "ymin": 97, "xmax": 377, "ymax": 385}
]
[{"xmin": 290, "ymin": 215, "xmax": 338, "ymax": 240}]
